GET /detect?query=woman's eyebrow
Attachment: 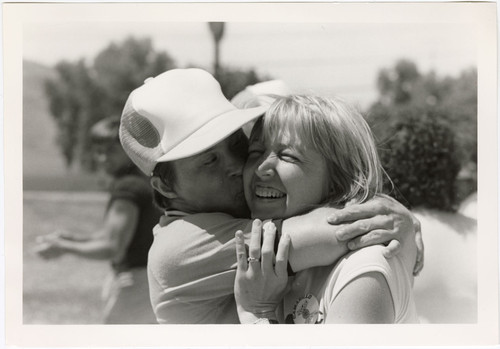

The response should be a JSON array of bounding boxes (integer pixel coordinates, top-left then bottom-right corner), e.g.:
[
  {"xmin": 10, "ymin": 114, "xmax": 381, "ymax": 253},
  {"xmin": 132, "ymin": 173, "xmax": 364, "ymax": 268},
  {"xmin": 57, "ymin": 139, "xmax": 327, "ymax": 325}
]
[{"xmin": 277, "ymin": 142, "xmax": 305, "ymax": 155}]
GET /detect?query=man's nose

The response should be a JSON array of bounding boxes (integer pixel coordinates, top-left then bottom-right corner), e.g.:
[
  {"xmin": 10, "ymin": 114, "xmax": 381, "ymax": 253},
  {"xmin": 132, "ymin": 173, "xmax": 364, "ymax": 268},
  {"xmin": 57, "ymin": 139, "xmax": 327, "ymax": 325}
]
[{"xmin": 226, "ymin": 152, "xmax": 246, "ymax": 177}]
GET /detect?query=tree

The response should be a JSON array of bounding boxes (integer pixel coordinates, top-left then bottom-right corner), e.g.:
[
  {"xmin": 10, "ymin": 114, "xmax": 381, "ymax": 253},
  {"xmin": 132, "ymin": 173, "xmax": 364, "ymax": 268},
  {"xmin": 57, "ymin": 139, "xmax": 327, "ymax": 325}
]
[
  {"xmin": 379, "ymin": 109, "xmax": 461, "ymax": 211},
  {"xmin": 208, "ymin": 22, "xmax": 225, "ymax": 80},
  {"xmin": 217, "ymin": 66, "xmax": 266, "ymax": 100},
  {"xmin": 45, "ymin": 37, "xmax": 175, "ymax": 170},
  {"xmin": 45, "ymin": 59, "xmax": 105, "ymax": 170},
  {"xmin": 376, "ymin": 59, "xmax": 420, "ymax": 105},
  {"xmin": 93, "ymin": 37, "xmax": 175, "ymax": 117},
  {"xmin": 366, "ymin": 59, "xmax": 477, "ymax": 199}
]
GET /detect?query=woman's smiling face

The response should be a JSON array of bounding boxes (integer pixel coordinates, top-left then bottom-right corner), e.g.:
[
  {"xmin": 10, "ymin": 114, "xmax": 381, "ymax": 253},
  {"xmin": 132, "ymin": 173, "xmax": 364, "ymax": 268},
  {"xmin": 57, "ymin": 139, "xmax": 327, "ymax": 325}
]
[{"xmin": 243, "ymin": 121, "xmax": 330, "ymax": 220}]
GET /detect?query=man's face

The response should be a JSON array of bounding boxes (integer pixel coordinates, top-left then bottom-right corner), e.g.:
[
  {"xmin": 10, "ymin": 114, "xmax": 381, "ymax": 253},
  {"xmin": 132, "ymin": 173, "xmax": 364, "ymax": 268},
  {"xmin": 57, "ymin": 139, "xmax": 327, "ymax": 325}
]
[{"xmin": 169, "ymin": 130, "xmax": 250, "ymax": 218}]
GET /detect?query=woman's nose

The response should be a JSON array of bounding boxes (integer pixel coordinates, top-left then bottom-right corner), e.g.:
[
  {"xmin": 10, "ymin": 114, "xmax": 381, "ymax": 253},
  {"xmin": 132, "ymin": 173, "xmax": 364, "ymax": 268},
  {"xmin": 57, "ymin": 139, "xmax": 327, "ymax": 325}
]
[{"xmin": 255, "ymin": 154, "xmax": 276, "ymax": 179}]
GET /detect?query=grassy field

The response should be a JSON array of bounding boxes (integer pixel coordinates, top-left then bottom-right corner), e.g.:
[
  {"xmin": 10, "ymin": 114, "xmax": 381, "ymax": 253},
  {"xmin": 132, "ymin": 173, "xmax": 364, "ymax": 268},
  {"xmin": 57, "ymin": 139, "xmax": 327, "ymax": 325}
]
[{"xmin": 23, "ymin": 191, "xmax": 111, "ymax": 324}]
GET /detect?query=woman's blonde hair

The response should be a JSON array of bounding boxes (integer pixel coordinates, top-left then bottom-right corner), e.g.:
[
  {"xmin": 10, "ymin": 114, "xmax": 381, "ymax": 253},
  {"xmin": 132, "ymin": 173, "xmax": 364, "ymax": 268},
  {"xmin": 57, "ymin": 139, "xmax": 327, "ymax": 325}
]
[{"xmin": 262, "ymin": 95, "xmax": 384, "ymax": 207}]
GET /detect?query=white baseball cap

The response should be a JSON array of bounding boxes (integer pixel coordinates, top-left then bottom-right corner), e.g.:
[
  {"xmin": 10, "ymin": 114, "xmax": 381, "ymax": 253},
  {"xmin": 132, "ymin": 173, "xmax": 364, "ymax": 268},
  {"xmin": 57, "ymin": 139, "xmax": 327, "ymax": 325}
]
[
  {"xmin": 231, "ymin": 79, "xmax": 291, "ymax": 108},
  {"xmin": 231, "ymin": 79, "xmax": 292, "ymax": 137},
  {"xmin": 119, "ymin": 68, "xmax": 268, "ymax": 176}
]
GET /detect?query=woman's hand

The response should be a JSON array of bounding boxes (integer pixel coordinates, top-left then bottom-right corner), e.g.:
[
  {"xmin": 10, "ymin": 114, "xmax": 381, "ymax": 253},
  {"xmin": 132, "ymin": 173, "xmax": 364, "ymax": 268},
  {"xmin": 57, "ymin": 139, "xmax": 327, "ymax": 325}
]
[
  {"xmin": 328, "ymin": 195, "xmax": 424, "ymax": 276},
  {"xmin": 234, "ymin": 219, "xmax": 291, "ymax": 324}
]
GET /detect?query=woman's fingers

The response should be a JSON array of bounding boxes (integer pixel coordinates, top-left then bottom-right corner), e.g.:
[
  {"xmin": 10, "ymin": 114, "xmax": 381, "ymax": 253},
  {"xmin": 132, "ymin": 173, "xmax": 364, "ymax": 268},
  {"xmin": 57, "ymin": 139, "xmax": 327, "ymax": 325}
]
[
  {"xmin": 235, "ymin": 230, "xmax": 248, "ymax": 271},
  {"xmin": 241, "ymin": 220, "xmax": 290, "ymax": 277},
  {"xmin": 275, "ymin": 234, "xmax": 291, "ymax": 278},
  {"xmin": 261, "ymin": 222, "xmax": 277, "ymax": 275},
  {"xmin": 247, "ymin": 219, "xmax": 263, "ymax": 272},
  {"xmin": 248, "ymin": 219, "xmax": 263, "ymax": 260}
]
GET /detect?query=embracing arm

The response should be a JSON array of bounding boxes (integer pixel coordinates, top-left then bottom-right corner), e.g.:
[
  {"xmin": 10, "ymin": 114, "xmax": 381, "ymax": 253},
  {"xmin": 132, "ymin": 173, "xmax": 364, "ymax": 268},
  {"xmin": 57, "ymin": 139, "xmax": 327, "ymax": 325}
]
[
  {"xmin": 283, "ymin": 195, "xmax": 422, "ymax": 274},
  {"xmin": 282, "ymin": 207, "xmax": 348, "ymax": 272}
]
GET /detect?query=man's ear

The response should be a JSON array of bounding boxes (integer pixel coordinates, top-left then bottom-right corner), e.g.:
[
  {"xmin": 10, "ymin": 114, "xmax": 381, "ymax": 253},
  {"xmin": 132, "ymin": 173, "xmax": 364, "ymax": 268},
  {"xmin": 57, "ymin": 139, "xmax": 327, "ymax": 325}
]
[{"xmin": 150, "ymin": 176, "xmax": 178, "ymax": 199}]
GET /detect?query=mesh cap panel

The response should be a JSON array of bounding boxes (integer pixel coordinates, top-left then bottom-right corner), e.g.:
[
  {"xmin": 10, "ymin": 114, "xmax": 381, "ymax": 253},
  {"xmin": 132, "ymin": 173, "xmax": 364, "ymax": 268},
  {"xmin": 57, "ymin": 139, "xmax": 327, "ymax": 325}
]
[{"xmin": 119, "ymin": 95, "xmax": 164, "ymax": 175}]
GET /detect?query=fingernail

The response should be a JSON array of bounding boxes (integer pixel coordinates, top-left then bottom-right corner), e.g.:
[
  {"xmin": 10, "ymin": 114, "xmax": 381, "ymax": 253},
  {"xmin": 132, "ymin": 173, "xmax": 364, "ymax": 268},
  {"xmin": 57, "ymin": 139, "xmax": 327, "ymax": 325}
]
[
  {"xmin": 263, "ymin": 221, "xmax": 276, "ymax": 232},
  {"xmin": 347, "ymin": 241, "xmax": 355, "ymax": 250}
]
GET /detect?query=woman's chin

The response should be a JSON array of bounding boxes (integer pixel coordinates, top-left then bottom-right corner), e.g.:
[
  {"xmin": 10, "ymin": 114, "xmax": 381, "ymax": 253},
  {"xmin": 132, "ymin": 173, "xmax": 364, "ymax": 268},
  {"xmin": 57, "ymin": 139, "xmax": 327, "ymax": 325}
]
[
  {"xmin": 250, "ymin": 208, "xmax": 281, "ymax": 220},
  {"xmin": 251, "ymin": 213, "xmax": 275, "ymax": 220}
]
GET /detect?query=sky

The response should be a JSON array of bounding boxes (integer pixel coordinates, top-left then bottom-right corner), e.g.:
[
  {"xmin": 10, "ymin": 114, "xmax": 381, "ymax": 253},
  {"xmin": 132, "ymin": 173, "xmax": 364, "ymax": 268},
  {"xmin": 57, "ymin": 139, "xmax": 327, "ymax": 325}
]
[{"xmin": 23, "ymin": 20, "xmax": 477, "ymax": 108}]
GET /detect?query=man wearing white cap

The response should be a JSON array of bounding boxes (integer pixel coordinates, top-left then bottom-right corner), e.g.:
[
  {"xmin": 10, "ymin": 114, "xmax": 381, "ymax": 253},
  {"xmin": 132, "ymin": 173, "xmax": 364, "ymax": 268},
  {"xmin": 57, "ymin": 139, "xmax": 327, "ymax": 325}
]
[{"xmin": 119, "ymin": 68, "xmax": 422, "ymax": 324}]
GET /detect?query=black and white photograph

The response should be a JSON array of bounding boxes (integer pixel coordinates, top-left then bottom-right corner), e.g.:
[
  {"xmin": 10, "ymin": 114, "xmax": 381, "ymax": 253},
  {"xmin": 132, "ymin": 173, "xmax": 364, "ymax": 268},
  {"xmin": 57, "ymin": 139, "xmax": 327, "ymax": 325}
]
[{"xmin": 2, "ymin": 2, "xmax": 498, "ymax": 348}]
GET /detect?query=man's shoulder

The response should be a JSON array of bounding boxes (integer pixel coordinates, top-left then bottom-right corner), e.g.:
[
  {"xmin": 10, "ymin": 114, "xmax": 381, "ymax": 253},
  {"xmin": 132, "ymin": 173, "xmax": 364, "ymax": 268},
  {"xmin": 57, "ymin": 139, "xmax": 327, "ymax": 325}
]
[
  {"xmin": 148, "ymin": 211, "xmax": 249, "ymax": 291},
  {"xmin": 149, "ymin": 212, "xmax": 250, "ymax": 265},
  {"xmin": 159, "ymin": 212, "xmax": 250, "ymax": 231}
]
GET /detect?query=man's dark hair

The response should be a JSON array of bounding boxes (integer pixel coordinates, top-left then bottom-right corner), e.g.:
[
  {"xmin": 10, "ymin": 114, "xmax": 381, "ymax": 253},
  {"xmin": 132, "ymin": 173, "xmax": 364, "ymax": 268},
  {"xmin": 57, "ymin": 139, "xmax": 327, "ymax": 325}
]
[
  {"xmin": 380, "ymin": 110, "xmax": 461, "ymax": 211},
  {"xmin": 152, "ymin": 162, "xmax": 177, "ymax": 211}
]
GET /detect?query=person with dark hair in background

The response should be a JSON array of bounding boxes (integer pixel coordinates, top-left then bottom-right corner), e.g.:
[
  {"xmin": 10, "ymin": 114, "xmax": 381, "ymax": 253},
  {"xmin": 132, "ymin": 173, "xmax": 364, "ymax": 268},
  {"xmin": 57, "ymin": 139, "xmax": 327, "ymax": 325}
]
[
  {"xmin": 380, "ymin": 113, "xmax": 477, "ymax": 323},
  {"xmin": 35, "ymin": 117, "xmax": 161, "ymax": 324}
]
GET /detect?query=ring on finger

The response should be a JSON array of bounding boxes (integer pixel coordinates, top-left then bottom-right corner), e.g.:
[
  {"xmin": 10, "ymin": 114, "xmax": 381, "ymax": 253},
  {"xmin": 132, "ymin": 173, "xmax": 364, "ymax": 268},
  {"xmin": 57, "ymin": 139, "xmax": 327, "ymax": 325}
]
[{"xmin": 247, "ymin": 257, "xmax": 260, "ymax": 263}]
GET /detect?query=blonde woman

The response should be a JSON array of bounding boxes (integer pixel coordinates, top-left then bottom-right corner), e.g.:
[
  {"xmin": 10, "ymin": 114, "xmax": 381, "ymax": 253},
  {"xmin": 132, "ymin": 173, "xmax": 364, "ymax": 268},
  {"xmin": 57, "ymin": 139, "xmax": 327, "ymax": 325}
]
[{"xmin": 235, "ymin": 95, "xmax": 419, "ymax": 324}]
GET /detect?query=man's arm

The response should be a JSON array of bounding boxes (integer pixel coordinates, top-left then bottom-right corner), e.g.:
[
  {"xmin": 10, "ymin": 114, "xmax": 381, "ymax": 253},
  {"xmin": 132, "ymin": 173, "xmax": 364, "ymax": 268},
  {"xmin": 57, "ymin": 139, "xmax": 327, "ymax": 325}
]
[{"xmin": 282, "ymin": 195, "xmax": 420, "ymax": 273}]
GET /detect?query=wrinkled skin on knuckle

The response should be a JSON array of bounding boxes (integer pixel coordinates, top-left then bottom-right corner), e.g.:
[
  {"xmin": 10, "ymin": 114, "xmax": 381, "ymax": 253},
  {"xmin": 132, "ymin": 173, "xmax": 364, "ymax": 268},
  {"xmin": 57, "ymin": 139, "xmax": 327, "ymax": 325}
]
[
  {"xmin": 358, "ymin": 221, "xmax": 370, "ymax": 232},
  {"xmin": 371, "ymin": 230, "xmax": 382, "ymax": 241},
  {"xmin": 380, "ymin": 215, "xmax": 393, "ymax": 228}
]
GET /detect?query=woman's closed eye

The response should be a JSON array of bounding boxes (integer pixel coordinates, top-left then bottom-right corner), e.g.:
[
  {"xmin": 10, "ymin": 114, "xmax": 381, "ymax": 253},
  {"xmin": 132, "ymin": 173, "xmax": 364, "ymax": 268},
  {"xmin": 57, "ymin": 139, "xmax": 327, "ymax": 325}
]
[{"xmin": 278, "ymin": 150, "xmax": 301, "ymax": 163}]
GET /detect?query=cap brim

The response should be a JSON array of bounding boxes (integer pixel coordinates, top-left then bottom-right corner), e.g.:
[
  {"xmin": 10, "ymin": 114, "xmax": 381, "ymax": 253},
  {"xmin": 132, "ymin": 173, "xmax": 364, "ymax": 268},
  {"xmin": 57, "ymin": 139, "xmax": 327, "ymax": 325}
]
[{"xmin": 156, "ymin": 105, "xmax": 268, "ymax": 163}]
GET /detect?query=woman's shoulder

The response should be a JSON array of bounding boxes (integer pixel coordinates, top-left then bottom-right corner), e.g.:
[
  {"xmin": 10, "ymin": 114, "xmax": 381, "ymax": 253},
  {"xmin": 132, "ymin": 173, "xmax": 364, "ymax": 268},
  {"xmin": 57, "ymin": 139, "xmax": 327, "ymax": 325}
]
[
  {"xmin": 322, "ymin": 245, "xmax": 418, "ymax": 323},
  {"xmin": 325, "ymin": 246, "xmax": 389, "ymax": 291},
  {"xmin": 323, "ymin": 245, "xmax": 411, "ymax": 303}
]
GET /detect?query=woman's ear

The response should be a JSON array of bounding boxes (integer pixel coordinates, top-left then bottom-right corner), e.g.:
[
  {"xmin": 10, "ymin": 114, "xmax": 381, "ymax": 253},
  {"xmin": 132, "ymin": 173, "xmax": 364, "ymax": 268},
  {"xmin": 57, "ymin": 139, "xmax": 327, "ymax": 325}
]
[{"xmin": 150, "ymin": 176, "xmax": 178, "ymax": 199}]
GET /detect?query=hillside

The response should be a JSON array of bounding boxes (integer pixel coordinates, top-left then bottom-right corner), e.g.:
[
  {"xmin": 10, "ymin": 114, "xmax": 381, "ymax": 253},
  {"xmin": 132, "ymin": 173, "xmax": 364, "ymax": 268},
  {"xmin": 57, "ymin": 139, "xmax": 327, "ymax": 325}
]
[
  {"xmin": 23, "ymin": 60, "xmax": 104, "ymax": 191},
  {"xmin": 23, "ymin": 60, "xmax": 64, "ymax": 176}
]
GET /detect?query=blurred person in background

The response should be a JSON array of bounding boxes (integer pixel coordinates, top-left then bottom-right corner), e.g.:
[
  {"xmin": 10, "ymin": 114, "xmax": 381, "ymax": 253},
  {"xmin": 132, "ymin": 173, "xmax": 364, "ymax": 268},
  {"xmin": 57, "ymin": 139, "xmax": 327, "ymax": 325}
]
[
  {"xmin": 35, "ymin": 117, "xmax": 161, "ymax": 324},
  {"xmin": 119, "ymin": 68, "xmax": 422, "ymax": 324},
  {"xmin": 379, "ymin": 113, "xmax": 477, "ymax": 323}
]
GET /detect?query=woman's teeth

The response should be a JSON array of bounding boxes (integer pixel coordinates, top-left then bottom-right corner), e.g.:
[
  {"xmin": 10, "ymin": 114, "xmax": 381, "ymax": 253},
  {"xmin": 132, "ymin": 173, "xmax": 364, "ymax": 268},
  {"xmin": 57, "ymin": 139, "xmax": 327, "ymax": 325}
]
[{"xmin": 255, "ymin": 187, "xmax": 285, "ymax": 199}]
